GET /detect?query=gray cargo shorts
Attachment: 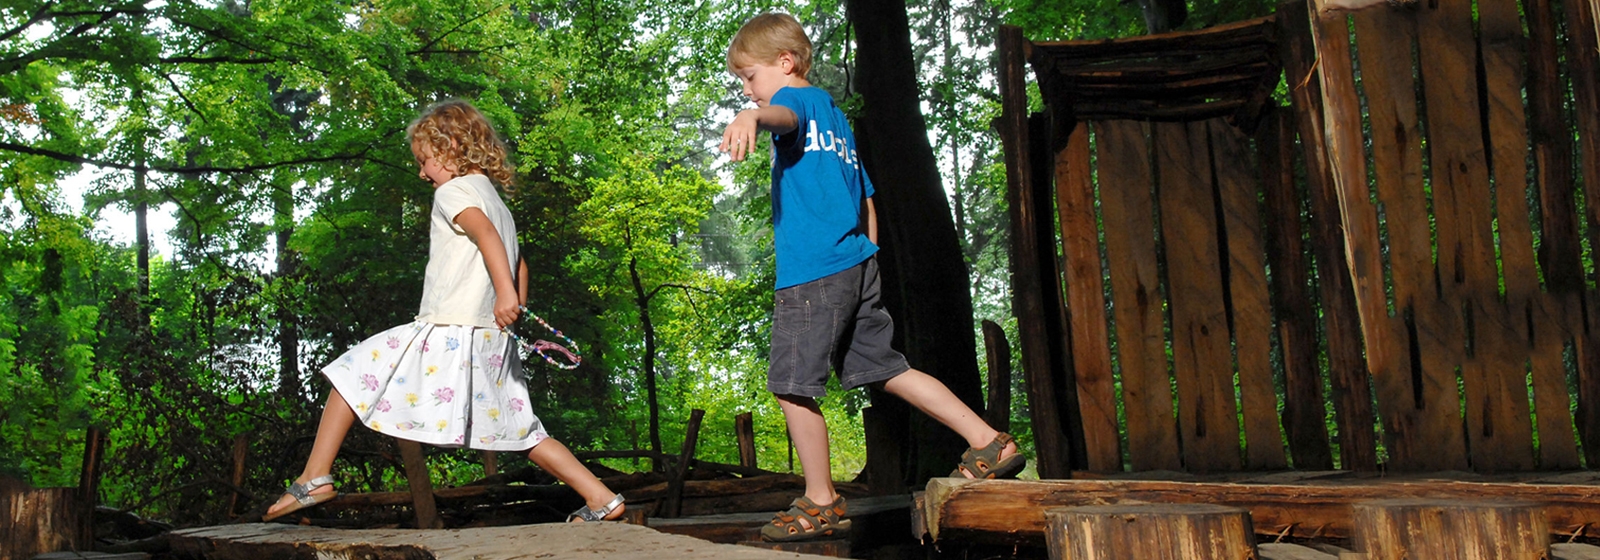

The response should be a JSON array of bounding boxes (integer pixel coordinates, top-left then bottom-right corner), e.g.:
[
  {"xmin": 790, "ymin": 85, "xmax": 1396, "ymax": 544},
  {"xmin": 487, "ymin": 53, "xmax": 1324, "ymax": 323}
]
[{"xmin": 767, "ymin": 256, "xmax": 910, "ymax": 397}]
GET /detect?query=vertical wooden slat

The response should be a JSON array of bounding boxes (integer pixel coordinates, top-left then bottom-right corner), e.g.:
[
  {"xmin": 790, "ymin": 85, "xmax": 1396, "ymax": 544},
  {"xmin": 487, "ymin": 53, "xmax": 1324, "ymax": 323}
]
[
  {"xmin": 1210, "ymin": 119, "xmax": 1287, "ymax": 470},
  {"xmin": 1482, "ymin": 0, "xmax": 1547, "ymax": 471},
  {"xmin": 1279, "ymin": 0, "xmax": 1379, "ymax": 471},
  {"xmin": 736, "ymin": 412, "xmax": 758, "ymax": 469},
  {"xmin": 1097, "ymin": 120, "xmax": 1182, "ymax": 472},
  {"xmin": 1523, "ymin": 0, "xmax": 1582, "ymax": 296},
  {"xmin": 1414, "ymin": 0, "xmax": 1532, "ymax": 472},
  {"xmin": 1348, "ymin": 8, "xmax": 1469, "ymax": 473},
  {"xmin": 1155, "ymin": 120, "xmax": 1242, "ymax": 473},
  {"xmin": 397, "ymin": 439, "xmax": 442, "ymax": 529},
  {"xmin": 1036, "ymin": 114, "xmax": 1091, "ymax": 472},
  {"xmin": 997, "ymin": 25, "xmax": 1073, "ymax": 479},
  {"xmin": 1258, "ymin": 109, "xmax": 1334, "ymax": 470},
  {"xmin": 1565, "ymin": 0, "xmax": 1600, "ymax": 468},
  {"xmin": 1058, "ymin": 123, "xmax": 1121, "ymax": 473}
]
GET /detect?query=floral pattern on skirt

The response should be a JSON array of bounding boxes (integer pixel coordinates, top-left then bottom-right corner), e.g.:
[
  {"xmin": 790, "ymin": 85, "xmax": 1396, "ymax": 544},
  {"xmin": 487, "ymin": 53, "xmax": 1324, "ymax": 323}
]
[{"xmin": 322, "ymin": 321, "xmax": 548, "ymax": 451}]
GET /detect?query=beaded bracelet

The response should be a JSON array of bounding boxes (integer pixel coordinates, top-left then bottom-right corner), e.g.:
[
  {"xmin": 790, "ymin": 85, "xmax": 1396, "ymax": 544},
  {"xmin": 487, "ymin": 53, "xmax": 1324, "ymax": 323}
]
[{"xmin": 506, "ymin": 306, "xmax": 583, "ymax": 370}]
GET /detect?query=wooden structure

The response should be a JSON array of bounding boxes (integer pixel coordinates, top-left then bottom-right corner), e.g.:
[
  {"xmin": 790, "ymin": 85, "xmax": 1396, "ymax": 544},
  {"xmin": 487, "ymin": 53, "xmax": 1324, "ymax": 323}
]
[
  {"xmin": 1045, "ymin": 503, "xmax": 1257, "ymax": 559},
  {"xmin": 999, "ymin": 0, "xmax": 1600, "ymax": 475}
]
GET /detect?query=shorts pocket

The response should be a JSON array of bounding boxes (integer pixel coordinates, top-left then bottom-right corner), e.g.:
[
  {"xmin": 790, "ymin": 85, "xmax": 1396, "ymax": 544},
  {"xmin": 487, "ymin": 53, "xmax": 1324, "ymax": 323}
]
[{"xmin": 773, "ymin": 290, "xmax": 812, "ymax": 336}]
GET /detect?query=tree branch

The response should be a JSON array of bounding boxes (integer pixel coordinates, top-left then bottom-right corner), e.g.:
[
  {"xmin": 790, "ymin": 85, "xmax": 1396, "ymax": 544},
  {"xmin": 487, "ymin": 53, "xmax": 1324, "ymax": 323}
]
[{"xmin": 0, "ymin": 140, "xmax": 377, "ymax": 174}]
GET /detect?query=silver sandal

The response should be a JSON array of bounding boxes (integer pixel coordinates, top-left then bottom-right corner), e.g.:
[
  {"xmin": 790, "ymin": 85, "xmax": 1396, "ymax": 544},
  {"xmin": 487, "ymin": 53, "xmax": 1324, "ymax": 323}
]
[
  {"xmin": 567, "ymin": 493, "xmax": 625, "ymax": 522},
  {"xmin": 262, "ymin": 475, "xmax": 338, "ymax": 521}
]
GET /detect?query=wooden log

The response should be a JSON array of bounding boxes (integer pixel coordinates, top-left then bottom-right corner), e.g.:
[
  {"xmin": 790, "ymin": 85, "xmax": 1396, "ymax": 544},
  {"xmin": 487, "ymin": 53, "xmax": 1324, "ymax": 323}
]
[
  {"xmin": 1258, "ymin": 108, "xmax": 1333, "ymax": 470},
  {"xmin": 1044, "ymin": 503, "xmax": 1257, "ymax": 560},
  {"xmin": 735, "ymin": 412, "xmax": 757, "ymax": 469},
  {"xmin": 1094, "ymin": 120, "xmax": 1181, "ymax": 472},
  {"xmin": 1352, "ymin": 499, "xmax": 1548, "ymax": 559},
  {"xmin": 1155, "ymin": 120, "xmax": 1241, "ymax": 472},
  {"xmin": 921, "ymin": 477, "xmax": 1600, "ymax": 545},
  {"xmin": 738, "ymin": 540, "xmax": 849, "ymax": 557},
  {"xmin": 81, "ymin": 426, "xmax": 106, "ymax": 532},
  {"xmin": 1277, "ymin": 0, "xmax": 1378, "ymax": 472},
  {"xmin": 1210, "ymin": 118, "xmax": 1287, "ymax": 470},
  {"xmin": 981, "ymin": 320, "xmax": 1012, "ymax": 433},
  {"xmin": 322, "ymin": 483, "xmax": 577, "ymax": 510},
  {"xmin": 1056, "ymin": 121, "xmax": 1119, "ymax": 473},
  {"xmin": 1, "ymin": 480, "xmax": 86, "ymax": 560},
  {"xmin": 1566, "ymin": 0, "xmax": 1600, "ymax": 469},
  {"xmin": 661, "ymin": 409, "xmax": 706, "ymax": 518},
  {"xmin": 480, "ymin": 451, "xmax": 498, "ymax": 477},
  {"xmin": 1522, "ymin": 0, "xmax": 1583, "ymax": 296},
  {"xmin": 998, "ymin": 24, "xmax": 1074, "ymax": 479},
  {"xmin": 1071, "ymin": 97, "xmax": 1248, "ymax": 122},
  {"xmin": 1053, "ymin": 69, "xmax": 1273, "ymax": 99},
  {"xmin": 1053, "ymin": 51, "xmax": 1271, "ymax": 83},
  {"xmin": 396, "ymin": 439, "xmax": 442, "ymax": 529}
]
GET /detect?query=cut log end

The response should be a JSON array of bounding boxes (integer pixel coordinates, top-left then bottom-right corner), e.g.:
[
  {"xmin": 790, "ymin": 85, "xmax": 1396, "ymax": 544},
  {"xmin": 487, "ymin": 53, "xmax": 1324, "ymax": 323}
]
[
  {"xmin": 1045, "ymin": 503, "xmax": 1258, "ymax": 560},
  {"xmin": 1352, "ymin": 498, "xmax": 1548, "ymax": 560}
]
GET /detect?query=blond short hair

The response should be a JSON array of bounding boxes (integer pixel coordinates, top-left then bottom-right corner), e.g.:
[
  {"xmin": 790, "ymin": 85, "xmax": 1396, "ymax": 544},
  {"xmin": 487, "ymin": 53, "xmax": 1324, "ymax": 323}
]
[
  {"xmin": 726, "ymin": 13, "xmax": 812, "ymax": 78},
  {"xmin": 406, "ymin": 99, "xmax": 516, "ymax": 190}
]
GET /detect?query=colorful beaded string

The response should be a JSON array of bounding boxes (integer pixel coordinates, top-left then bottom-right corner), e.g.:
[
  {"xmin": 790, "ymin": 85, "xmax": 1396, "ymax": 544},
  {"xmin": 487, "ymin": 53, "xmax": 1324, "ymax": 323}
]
[{"xmin": 507, "ymin": 306, "xmax": 582, "ymax": 370}]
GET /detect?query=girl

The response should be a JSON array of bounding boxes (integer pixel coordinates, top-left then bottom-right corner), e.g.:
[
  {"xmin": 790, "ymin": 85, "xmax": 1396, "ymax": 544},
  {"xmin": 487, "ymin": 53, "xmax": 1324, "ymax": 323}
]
[{"xmin": 264, "ymin": 100, "xmax": 625, "ymax": 524}]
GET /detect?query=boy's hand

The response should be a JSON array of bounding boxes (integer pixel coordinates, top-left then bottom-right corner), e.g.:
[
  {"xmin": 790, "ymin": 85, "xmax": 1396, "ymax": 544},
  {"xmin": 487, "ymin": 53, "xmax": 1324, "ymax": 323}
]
[
  {"xmin": 494, "ymin": 289, "xmax": 522, "ymax": 328},
  {"xmin": 720, "ymin": 110, "xmax": 762, "ymax": 162}
]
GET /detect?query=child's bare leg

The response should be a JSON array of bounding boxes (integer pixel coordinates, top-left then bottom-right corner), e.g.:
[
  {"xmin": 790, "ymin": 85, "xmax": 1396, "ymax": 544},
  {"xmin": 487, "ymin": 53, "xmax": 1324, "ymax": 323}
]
[
  {"xmin": 267, "ymin": 388, "xmax": 355, "ymax": 516},
  {"xmin": 776, "ymin": 394, "xmax": 838, "ymax": 508},
  {"xmin": 881, "ymin": 368, "xmax": 1019, "ymax": 464},
  {"xmin": 525, "ymin": 438, "xmax": 625, "ymax": 522}
]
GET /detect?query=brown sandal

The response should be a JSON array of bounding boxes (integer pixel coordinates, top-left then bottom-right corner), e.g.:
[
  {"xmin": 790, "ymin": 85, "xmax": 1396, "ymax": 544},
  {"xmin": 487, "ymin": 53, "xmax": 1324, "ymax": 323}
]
[
  {"xmin": 950, "ymin": 432, "xmax": 1026, "ymax": 479},
  {"xmin": 760, "ymin": 495, "xmax": 851, "ymax": 542}
]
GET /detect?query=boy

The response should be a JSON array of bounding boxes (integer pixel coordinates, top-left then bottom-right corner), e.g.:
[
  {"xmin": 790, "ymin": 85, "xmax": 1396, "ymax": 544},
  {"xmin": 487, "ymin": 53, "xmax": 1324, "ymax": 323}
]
[{"xmin": 719, "ymin": 12, "xmax": 1024, "ymax": 542}]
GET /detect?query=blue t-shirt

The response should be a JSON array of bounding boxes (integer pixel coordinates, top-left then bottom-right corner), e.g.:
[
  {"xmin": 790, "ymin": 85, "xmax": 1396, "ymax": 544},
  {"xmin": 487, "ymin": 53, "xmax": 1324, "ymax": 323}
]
[{"xmin": 769, "ymin": 86, "xmax": 878, "ymax": 289}]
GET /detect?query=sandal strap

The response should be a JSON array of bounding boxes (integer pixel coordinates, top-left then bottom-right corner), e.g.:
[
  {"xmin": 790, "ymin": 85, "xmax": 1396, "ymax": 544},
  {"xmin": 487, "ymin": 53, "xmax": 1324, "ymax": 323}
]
[
  {"xmin": 568, "ymin": 493, "xmax": 626, "ymax": 522},
  {"xmin": 285, "ymin": 476, "xmax": 336, "ymax": 506},
  {"xmin": 958, "ymin": 433, "xmax": 1017, "ymax": 477},
  {"xmin": 769, "ymin": 496, "xmax": 846, "ymax": 533}
]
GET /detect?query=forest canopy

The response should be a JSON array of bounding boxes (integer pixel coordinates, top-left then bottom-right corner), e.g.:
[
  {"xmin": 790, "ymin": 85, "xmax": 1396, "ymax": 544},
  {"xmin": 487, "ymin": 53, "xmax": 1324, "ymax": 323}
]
[{"xmin": 0, "ymin": 0, "xmax": 1265, "ymax": 525}]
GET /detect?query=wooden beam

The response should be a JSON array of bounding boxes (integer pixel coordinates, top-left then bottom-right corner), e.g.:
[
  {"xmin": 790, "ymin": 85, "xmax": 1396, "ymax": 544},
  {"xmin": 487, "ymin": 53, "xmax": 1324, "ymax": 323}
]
[
  {"xmin": 922, "ymin": 478, "xmax": 1600, "ymax": 545},
  {"xmin": 735, "ymin": 413, "xmax": 757, "ymax": 470},
  {"xmin": 661, "ymin": 409, "xmax": 706, "ymax": 518},
  {"xmin": 1030, "ymin": 16, "xmax": 1275, "ymax": 59},
  {"xmin": 997, "ymin": 24, "xmax": 1074, "ymax": 479}
]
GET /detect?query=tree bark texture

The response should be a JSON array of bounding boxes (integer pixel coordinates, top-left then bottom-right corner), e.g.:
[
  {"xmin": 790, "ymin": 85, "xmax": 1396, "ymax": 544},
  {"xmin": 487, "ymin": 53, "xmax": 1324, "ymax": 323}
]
[
  {"xmin": 1352, "ymin": 499, "xmax": 1548, "ymax": 560},
  {"xmin": 1, "ymin": 481, "xmax": 88, "ymax": 560},
  {"xmin": 844, "ymin": 0, "xmax": 984, "ymax": 481}
]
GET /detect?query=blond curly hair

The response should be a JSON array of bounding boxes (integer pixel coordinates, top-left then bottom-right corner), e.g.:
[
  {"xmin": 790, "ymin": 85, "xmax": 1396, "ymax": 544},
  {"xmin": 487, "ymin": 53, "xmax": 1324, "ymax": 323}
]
[{"xmin": 406, "ymin": 100, "xmax": 516, "ymax": 189}]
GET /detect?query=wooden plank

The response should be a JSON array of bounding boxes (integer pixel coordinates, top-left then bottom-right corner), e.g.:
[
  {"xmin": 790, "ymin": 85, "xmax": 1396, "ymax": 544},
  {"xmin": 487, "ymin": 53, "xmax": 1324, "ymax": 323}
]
[
  {"xmin": 1530, "ymin": 294, "xmax": 1581, "ymax": 469},
  {"xmin": 998, "ymin": 25, "xmax": 1073, "ymax": 479},
  {"xmin": 922, "ymin": 477, "xmax": 1600, "ymax": 546},
  {"xmin": 1348, "ymin": 9, "xmax": 1470, "ymax": 474},
  {"xmin": 1553, "ymin": 543, "xmax": 1600, "ymax": 560},
  {"xmin": 1258, "ymin": 108, "xmax": 1334, "ymax": 470},
  {"xmin": 1210, "ymin": 118, "xmax": 1287, "ymax": 470},
  {"xmin": 1034, "ymin": 113, "xmax": 1090, "ymax": 471},
  {"xmin": 1057, "ymin": 122, "xmax": 1120, "ymax": 473},
  {"xmin": 1480, "ymin": 0, "xmax": 1546, "ymax": 472},
  {"xmin": 1096, "ymin": 120, "xmax": 1182, "ymax": 472},
  {"xmin": 1277, "ymin": 0, "xmax": 1378, "ymax": 472},
  {"xmin": 1566, "ymin": 0, "xmax": 1600, "ymax": 468},
  {"xmin": 1524, "ymin": 0, "xmax": 1583, "ymax": 295},
  {"xmin": 662, "ymin": 409, "xmax": 706, "ymax": 518},
  {"xmin": 1155, "ymin": 120, "xmax": 1241, "ymax": 473},
  {"xmin": 169, "ymin": 521, "xmax": 827, "ymax": 560},
  {"xmin": 1416, "ymin": 0, "xmax": 1532, "ymax": 472}
]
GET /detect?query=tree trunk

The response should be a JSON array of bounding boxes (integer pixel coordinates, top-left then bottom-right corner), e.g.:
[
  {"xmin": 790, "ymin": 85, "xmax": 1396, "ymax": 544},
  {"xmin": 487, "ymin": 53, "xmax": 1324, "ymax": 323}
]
[
  {"xmin": 135, "ymin": 162, "xmax": 150, "ymax": 328},
  {"xmin": 845, "ymin": 0, "xmax": 985, "ymax": 482},
  {"xmin": 275, "ymin": 179, "xmax": 301, "ymax": 400},
  {"xmin": 629, "ymin": 254, "xmax": 663, "ymax": 472}
]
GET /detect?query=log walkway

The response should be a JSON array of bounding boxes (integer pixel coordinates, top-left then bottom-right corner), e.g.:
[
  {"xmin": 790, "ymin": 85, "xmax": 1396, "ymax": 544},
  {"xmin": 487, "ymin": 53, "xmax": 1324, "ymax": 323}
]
[{"xmin": 166, "ymin": 522, "xmax": 834, "ymax": 560}]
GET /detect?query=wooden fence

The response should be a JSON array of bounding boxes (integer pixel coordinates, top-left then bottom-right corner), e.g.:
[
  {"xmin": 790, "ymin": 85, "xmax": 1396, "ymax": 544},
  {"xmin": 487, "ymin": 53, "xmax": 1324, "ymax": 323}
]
[{"xmin": 998, "ymin": 0, "xmax": 1600, "ymax": 476}]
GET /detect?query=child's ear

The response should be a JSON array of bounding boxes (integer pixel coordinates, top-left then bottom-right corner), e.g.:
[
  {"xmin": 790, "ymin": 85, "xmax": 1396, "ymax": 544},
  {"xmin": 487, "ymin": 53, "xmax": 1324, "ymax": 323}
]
[{"xmin": 778, "ymin": 51, "xmax": 797, "ymax": 75}]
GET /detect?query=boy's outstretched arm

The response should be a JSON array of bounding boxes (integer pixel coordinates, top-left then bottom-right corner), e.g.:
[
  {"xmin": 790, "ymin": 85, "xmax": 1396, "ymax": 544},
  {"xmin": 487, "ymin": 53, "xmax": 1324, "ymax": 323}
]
[
  {"xmin": 453, "ymin": 207, "xmax": 521, "ymax": 328},
  {"xmin": 720, "ymin": 106, "xmax": 797, "ymax": 162}
]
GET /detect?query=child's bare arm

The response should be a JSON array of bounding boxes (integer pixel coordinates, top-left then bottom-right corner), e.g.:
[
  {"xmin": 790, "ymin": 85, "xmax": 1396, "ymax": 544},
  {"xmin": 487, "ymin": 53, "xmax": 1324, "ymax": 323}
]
[
  {"xmin": 866, "ymin": 197, "xmax": 879, "ymax": 245},
  {"xmin": 720, "ymin": 106, "xmax": 798, "ymax": 162},
  {"xmin": 517, "ymin": 257, "xmax": 529, "ymax": 307},
  {"xmin": 453, "ymin": 207, "xmax": 521, "ymax": 328}
]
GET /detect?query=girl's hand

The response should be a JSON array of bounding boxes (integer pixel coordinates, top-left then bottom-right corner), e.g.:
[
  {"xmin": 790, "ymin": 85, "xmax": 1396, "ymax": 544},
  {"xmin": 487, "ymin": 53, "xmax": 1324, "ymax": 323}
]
[{"xmin": 494, "ymin": 290, "xmax": 521, "ymax": 328}]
